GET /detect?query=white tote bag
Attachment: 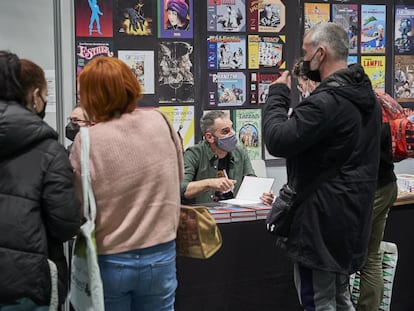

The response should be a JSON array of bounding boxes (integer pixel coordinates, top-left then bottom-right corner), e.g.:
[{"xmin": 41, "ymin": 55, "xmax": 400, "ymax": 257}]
[{"xmin": 69, "ymin": 127, "xmax": 105, "ymax": 311}]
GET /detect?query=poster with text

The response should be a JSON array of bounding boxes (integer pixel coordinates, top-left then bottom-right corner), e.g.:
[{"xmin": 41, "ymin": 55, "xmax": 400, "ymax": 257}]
[
  {"xmin": 208, "ymin": 72, "xmax": 246, "ymax": 108},
  {"xmin": 332, "ymin": 4, "xmax": 358, "ymax": 55},
  {"xmin": 248, "ymin": 35, "xmax": 285, "ymax": 69},
  {"xmin": 233, "ymin": 109, "xmax": 262, "ymax": 160},
  {"xmin": 360, "ymin": 5, "xmax": 386, "ymax": 54},
  {"xmin": 158, "ymin": 0, "xmax": 193, "ymax": 38},
  {"xmin": 207, "ymin": 0, "xmax": 246, "ymax": 32},
  {"xmin": 75, "ymin": 0, "xmax": 113, "ymax": 37},
  {"xmin": 361, "ymin": 56, "xmax": 385, "ymax": 92},
  {"xmin": 76, "ymin": 40, "xmax": 114, "ymax": 78},
  {"xmin": 395, "ymin": 5, "xmax": 414, "ymax": 54},
  {"xmin": 158, "ymin": 41, "xmax": 194, "ymax": 103},
  {"xmin": 116, "ymin": 0, "xmax": 154, "ymax": 36},
  {"xmin": 248, "ymin": 0, "xmax": 286, "ymax": 33},
  {"xmin": 159, "ymin": 105, "xmax": 195, "ymax": 150},
  {"xmin": 250, "ymin": 72, "xmax": 279, "ymax": 105},
  {"xmin": 207, "ymin": 35, "xmax": 246, "ymax": 70},
  {"xmin": 394, "ymin": 55, "xmax": 414, "ymax": 102},
  {"xmin": 304, "ymin": 3, "xmax": 330, "ymax": 32},
  {"xmin": 118, "ymin": 50, "xmax": 155, "ymax": 94}
]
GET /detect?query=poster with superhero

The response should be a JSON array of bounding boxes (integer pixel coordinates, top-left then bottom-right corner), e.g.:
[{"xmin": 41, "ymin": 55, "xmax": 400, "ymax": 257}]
[
  {"xmin": 332, "ymin": 4, "xmax": 358, "ymax": 55},
  {"xmin": 207, "ymin": 35, "xmax": 246, "ymax": 70},
  {"xmin": 361, "ymin": 56, "xmax": 385, "ymax": 92},
  {"xmin": 207, "ymin": 0, "xmax": 246, "ymax": 33},
  {"xmin": 75, "ymin": 0, "xmax": 113, "ymax": 37},
  {"xmin": 158, "ymin": 0, "xmax": 193, "ymax": 38},
  {"xmin": 304, "ymin": 3, "xmax": 330, "ymax": 33},
  {"xmin": 233, "ymin": 108, "xmax": 262, "ymax": 160},
  {"xmin": 248, "ymin": 0, "xmax": 286, "ymax": 33},
  {"xmin": 158, "ymin": 41, "xmax": 194, "ymax": 103},
  {"xmin": 116, "ymin": 0, "xmax": 154, "ymax": 36},
  {"xmin": 208, "ymin": 72, "xmax": 246, "ymax": 107},
  {"xmin": 76, "ymin": 40, "xmax": 114, "ymax": 77},
  {"xmin": 248, "ymin": 35, "xmax": 285, "ymax": 69},
  {"xmin": 395, "ymin": 5, "xmax": 414, "ymax": 54},
  {"xmin": 360, "ymin": 5, "xmax": 386, "ymax": 54}
]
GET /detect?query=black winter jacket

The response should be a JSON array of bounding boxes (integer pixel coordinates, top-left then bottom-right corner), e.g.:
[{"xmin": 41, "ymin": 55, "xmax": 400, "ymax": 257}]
[
  {"xmin": 0, "ymin": 101, "xmax": 80, "ymax": 305},
  {"xmin": 263, "ymin": 64, "xmax": 382, "ymax": 273}
]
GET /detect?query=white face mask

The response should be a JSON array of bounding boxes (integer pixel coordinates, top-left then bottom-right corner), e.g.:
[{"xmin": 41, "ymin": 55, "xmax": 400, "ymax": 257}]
[{"xmin": 303, "ymin": 90, "xmax": 311, "ymax": 98}]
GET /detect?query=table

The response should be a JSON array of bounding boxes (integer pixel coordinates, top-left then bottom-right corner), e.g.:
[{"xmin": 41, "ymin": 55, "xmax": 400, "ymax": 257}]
[{"xmin": 175, "ymin": 220, "xmax": 301, "ymax": 311}]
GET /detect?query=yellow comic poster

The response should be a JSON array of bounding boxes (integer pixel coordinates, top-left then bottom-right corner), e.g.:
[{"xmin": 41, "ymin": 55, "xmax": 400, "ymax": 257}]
[
  {"xmin": 361, "ymin": 56, "xmax": 386, "ymax": 92},
  {"xmin": 304, "ymin": 3, "xmax": 330, "ymax": 32}
]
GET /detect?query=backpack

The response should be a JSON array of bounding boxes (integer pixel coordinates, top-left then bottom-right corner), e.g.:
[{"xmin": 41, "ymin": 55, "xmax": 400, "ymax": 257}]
[{"xmin": 375, "ymin": 91, "xmax": 414, "ymax": 159}]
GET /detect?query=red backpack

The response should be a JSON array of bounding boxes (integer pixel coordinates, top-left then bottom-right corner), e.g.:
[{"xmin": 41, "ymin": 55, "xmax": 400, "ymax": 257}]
[{"xmin": 375, "ymin": 91, "xmax": 414, "ymax": 160}]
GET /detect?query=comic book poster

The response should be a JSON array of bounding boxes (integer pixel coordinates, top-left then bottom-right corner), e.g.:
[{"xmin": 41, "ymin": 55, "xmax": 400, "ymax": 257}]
[
  {"xmin": 207, "ymin": 35, "xmax": 246, "ymax": 70},
  {"xmin": 158, "ymin": 0, "xmax": 193, "ymax": 38},
  {"xmin": 361, "ymin": 56, "xmax": 385, "ymax": 92},
  {"xmin": 233, "ymin": 109, "xmax": 262, "ymax": 160},
  {"xmin": 207, "ymin": 0, "xmax": 246, "ymax": 32},
  {"xmin": 158, "ymin": 41, "xmax": 194, "ymax": 103},
  {"xmin": 304, "ymin": 3, "xmax": 330, "ymax": 32},
  {"xmin": 394, "ymin": 55, "xmax": 414, "ymax": 103},
  {"xmin": 332, "ymin": 4, "xmax": 358, "ymax": 55},
  {"xmin": 75, "ymin": 0, "xmax": 113, "ymax": 37},
  {"xmin": 248, "ymin": 0, "xmax": 286, "ymax": 33},
  {"xmin": 250, "ymin": 72, "xmax": 279, "ymax": 105},
  {"xmin": 118, "ymin": 50, "xmax": 155, "ymax": 94},
  {"xmin": 159, "ymin": 105, "xmax": 195, "ymax": 150},
  {"xmin": 360, "ymin": 5, "xmax": 386, "ymax": 54},
  {"xmin": 248, "ymin": 35, "xmax": 285, "ymax": 69},
  {"xmin": 395, "ymin": 5, "xmax": 414, "ymax": 54},
  {"xmin": 116, "ymin": 0, "xmax": 153, "ymax": 36},
  {"xmin": 76, "ymin": 41, "xmax": 114, "ymax": 77},
  {"xmin": 208, "ymin": 72, "xmax": 246, "ymax": 107}
]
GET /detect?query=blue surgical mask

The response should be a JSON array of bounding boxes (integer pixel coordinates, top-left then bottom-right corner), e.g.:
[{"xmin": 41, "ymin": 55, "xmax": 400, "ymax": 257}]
[{"xmin": 216, "ymin": 133, "xmax": 238, "ymax": 152}]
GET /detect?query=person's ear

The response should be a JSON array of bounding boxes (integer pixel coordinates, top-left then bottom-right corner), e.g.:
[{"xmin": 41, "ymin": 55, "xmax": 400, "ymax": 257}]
[{"xmin": 204, "ymin": 132, "xmax": 214, "ymax": 143}]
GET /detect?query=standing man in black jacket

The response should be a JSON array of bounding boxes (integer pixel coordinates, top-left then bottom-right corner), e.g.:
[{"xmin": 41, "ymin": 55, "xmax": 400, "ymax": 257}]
[
  {"xmin": 0, "ymin": 51, "xmax": 80, "ymax": 309},
  {"xmin": 263, "ymin": 23, "xmax": 382, "ymax": 310}
]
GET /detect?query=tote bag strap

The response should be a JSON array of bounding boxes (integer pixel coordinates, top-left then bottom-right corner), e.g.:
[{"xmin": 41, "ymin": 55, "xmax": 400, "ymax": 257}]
[{"xmin": 80, "ymin": 126, "xmax": 97, "ymax": 223}]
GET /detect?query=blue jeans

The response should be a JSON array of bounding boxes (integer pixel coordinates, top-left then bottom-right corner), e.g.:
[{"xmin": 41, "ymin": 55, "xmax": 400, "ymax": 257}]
[
  {"xmin": 98, "ymin": 240, "xmax": 177, "ymax": 311},
  {"xmin": 0, "ymin": 298, "xmax": 48, "ymax": 311}
]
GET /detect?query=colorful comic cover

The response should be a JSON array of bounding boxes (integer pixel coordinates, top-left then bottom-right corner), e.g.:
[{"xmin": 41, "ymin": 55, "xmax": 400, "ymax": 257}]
[
  {"xmin": 233, "ymin": 109, "xmax": 262, "ymax": 160},
  {"xmin": 158, "ymin": 0, "xmax": 193, "ymax": 38},
  {"xmin": 207, "ymin": 35, "xmax": 246, "ymax": 70},
  {"xmin": 304, "ymin": 3, "xmax": 330, "ymax": 32},
  {"xmin": 395, "ymin": 5, "xmax": 414, "ymax": 54},
  {"xmin": 360, "ymin": 5, "xmax": 386, "ymax": 54},
  {"xmin": 76, "ymin": 40, "xmax": 114, "ymax": 77},
  {"xmin": 248, "ymin": 35, "xmax": 285, "ymax": 69},
  {"xmin": 158, "ymin": 41, "xmax": 194, "ymax": 103},
  {"xmin": 394, "ymin": 55, "xmax": 414, "ymax": 102},
  {"xmin": 116, "ymin": 0, "xmax": 153, "ymax": 36},
  {"xmin": 332, "ymin": 4, "xmax": 358, "ymax": 55},
  {"xmin": 248, "ymin": 0, "xmax": 286, "ymax": 33},
  {"xmin": 250, "ymin": 72, "xmax": 279, "ymax": 105},
  {"xmin": 118, "ymin": 50, "xmax": 155, "ymax": 94},
  {"xmin": 361, "ymin": 56, "xmax": 385, "ymax": 92},
  {"xmin": 159, "ymin": 105, "xmax": 195, "ymax": 150},
  {"xmin": 75, "ymin": 0, "xmax": 113, "ymax": 37},
  {"xmin": 208, "ymin": 72, "xmax": 246, "ymax": 107},
  {"xmin": 207, "ymin": 0, "xmax": 246, "ymax": 32}
]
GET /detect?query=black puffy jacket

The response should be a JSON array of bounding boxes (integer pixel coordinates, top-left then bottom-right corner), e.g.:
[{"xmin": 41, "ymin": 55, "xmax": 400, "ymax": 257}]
[
  {"xmin": 264, "ymin": 64, "xmax": 382, "ymax": 273},
  {"xmin": 0, "ymin": 101, "xmax": 80, "ymax": 305}
]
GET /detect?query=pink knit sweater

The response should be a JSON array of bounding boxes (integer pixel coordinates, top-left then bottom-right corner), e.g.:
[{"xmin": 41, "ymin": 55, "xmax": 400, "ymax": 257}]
[{"xmin": 70, "ymin": 108, "xmax": 183, "ymax": 255}]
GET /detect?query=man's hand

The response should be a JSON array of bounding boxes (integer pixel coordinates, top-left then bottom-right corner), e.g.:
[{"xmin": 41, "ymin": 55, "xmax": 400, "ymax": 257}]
[
  {"xmin": 270, "ymin": 70, "xmax": 291, "ymax": 89},
  {"xmin": 210, "ymin": 177, "xmax": 236, "ymax": 193},
  {"xmin": 260, "ymin": 191, "xmax": 275, "ymax": 206}
]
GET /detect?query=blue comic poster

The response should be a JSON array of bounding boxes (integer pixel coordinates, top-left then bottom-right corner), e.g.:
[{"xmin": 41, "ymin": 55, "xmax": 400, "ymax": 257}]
[
  {"xmin": 208, "ymin": 72, "xmax": 246, "ymax": 107},
  {"xmin": 360, "ymin": 5, "xmax": 386, "ymax": 54},
  {"xmin": 207, "ymin": 0, "xmax": 246, "ymax": 32},
  {"xmin": 75, "ymin": 0, "xmax": 113, "ymax": 37},
  {"xmin": 395, "ymin": 5, "xmax": 414, "ymax": 54},
  {"xmin": 332, "ymin": 4, "xmax": 358, "ymax": 55},
  {"xmin": 158, "ymin": 0, "xmax": 193, "ymax": 38},
  {"xmin": 207, "ymin": 35, "xmax": 246, "ymax": 70}
]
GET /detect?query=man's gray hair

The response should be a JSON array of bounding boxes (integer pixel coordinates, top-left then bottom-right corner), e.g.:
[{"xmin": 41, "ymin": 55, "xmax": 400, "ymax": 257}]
[
  {"xmin": 305, "ymin": 22, "xmax": 349, "ymax": 61},
  {"xmin": 200, "ymin": 110, "xmax": 227, "ymax": 135}
]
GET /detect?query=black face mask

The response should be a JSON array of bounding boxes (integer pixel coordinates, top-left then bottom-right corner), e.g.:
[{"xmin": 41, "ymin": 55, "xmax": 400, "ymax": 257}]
[
  {"xmin": 65, "ymin": 122, "xmax": 80, "ymax": 141},
  {"xmin": 37, "ymin": 95, "xmax": 47, "ymax": 119},
  {"xmin": 302, "ymin": 48, "xmax": 322, "ymax": 82}
]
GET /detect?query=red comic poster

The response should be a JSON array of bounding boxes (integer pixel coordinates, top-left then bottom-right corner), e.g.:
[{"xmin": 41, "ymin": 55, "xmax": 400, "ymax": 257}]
[{"xmin": 75, "ymin": 0, "xmax": 113, "ymax": 37}]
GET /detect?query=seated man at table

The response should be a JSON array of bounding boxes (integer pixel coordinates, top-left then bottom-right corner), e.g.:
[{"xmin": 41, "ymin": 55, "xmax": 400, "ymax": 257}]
[{"xmin": 180, "ymin": 110, "xmax": 274, "ymax": 205}]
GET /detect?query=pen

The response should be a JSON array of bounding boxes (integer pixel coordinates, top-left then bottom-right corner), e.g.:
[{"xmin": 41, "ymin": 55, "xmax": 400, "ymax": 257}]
[{"xmin": 222, "ymin": 169, "xmax": 234, "ymax": 193}]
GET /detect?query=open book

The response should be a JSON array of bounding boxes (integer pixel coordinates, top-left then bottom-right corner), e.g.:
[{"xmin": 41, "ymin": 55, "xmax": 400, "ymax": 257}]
[{"xmin": 219, "ymin": 176, "xmax": 275, "ymax": 206}]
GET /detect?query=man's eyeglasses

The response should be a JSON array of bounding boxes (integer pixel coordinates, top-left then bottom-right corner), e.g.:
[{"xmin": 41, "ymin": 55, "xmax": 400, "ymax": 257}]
[{"xmin": 68, "ymin": 117, "xmax": 89, "ymax": 124}]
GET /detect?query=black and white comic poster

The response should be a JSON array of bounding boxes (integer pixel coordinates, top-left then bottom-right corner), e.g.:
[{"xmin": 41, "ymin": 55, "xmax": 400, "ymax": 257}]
[{"xmin": 207, "ymin": 0, "xmax": 246, "ymax": 32}]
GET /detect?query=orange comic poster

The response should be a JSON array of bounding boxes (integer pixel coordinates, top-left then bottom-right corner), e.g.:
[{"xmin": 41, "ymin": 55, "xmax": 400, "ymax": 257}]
[{"xmin": 304, "ymin": 3, "xmax": 330, "ymax": 32}]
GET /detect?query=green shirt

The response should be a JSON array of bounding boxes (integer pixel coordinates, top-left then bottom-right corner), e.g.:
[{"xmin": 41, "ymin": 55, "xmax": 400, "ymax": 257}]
[{"xmin": 180, "ymin": 140, "xmax": 255, "ymax": 204}]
